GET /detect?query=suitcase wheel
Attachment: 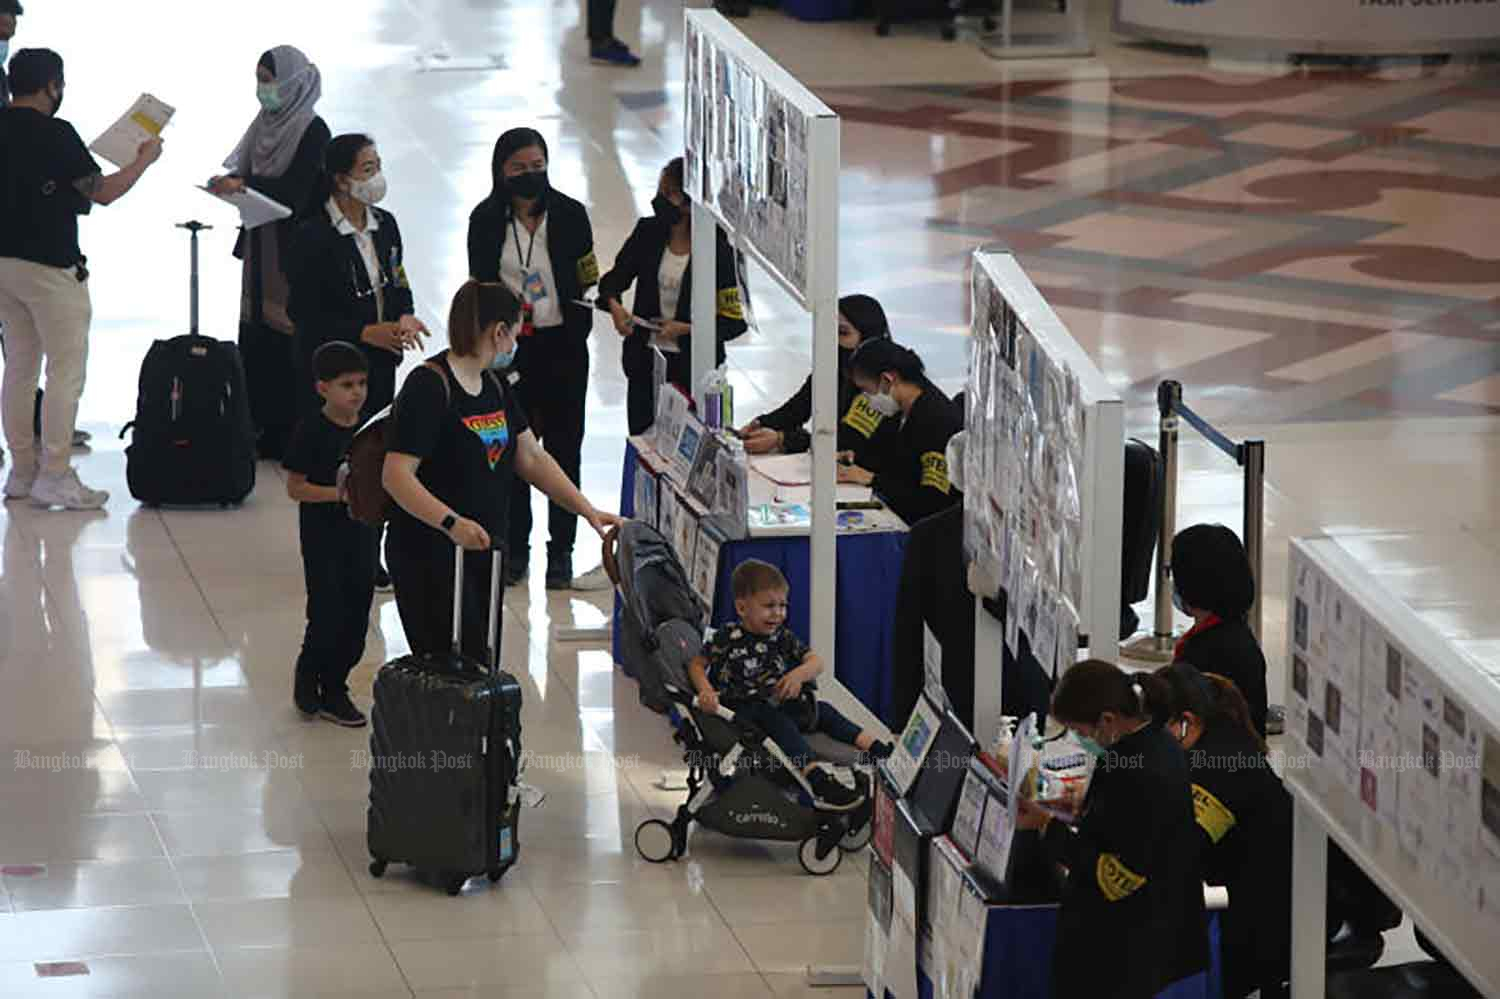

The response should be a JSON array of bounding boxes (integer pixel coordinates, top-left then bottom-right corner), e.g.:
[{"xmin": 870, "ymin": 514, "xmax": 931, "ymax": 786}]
[
  {"xmin": 444, "ymin": 873, "xmax": 468, "ymax": 896},
  {"xmin": 487, "ymin": 866, "xmax": 508, "ymax": 883},
  {"xmin": 368, "ymin": 859, "xmax": 387, "ymax": 878}
]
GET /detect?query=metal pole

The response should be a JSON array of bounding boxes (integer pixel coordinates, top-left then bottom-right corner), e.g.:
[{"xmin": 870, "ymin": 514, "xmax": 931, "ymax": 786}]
[
  {"xmin": 1152, "ymin": 381, "xmax": 1181, "ymax": 654},
  {"xmin": 1242, "ymin": 439, "xmax": 1266, "ymax": 643}
]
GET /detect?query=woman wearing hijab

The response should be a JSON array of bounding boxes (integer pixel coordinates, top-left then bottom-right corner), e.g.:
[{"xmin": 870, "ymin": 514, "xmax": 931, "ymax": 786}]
[
  {"xmin": 467, "ymin": 127, "xmax": 600, "ymax": 590},
  {"xmin": 207, "ymin": 45, "xmax": 330, "ymax": 461},
  {"xmin": 738, "ymin": 293, "xmax": 893, "ymax": 468},
  {"xmin": 597, "ymin": 156, "xmax": 746, "ymax": 436}
]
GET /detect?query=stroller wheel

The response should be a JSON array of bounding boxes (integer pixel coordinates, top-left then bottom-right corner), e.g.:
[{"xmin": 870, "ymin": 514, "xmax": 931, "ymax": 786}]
[
  {"xmin": 840, "ymin": 820, "xmax": 873, "ymax": 852},
  {"xmin": 636, "ymin": 819, "xmax": 677, "ymax": 863},
  {"xmin": 799, "ymin": 835, "xmax": 843, "ymax": 876}
]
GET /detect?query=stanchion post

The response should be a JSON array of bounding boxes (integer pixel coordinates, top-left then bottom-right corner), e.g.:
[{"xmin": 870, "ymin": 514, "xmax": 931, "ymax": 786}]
[
  {"xmin": 1242, "ymin": 439, "xmax": 1266, "ymax": 642},
  {"xmin": 1153, "ymin": 381, "xmax": 1181, "ymax": 654}
]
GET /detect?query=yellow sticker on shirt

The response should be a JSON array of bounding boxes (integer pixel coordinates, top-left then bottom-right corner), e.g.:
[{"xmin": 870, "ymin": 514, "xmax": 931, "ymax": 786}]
[
  {"xmin": 1192, "ymin": 784, "xmax": 1237, "ymax": 844},
  {"xmin": 716, "ymin": 286, "xmax": 744, "ymax": 321},
  {"xmin": 394, "ymin": 263, "xmax": 410, "ymax": 289},
  {"xmin": 842, "ymin": 394, "xmax": 885, "ymax": 439},
  {"xmin": 919, "ymin": 451, "xmax": 952, "ymax": 493},
  {"xmin": 576, "ymin": 250, "xmax": 600, "ymax": 288},
  {"xmin": 1096, "ymin": 853, "xmax": 1147, "ymax": 902}
]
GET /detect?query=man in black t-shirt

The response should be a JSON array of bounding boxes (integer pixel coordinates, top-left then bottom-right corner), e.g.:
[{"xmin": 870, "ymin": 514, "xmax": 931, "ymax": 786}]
[
  {"xmin": 0, "ymin": 48, "xmax": 161, "ymax": 511},
  {"xmin": 283, "ymin": 342, "xmax": 377, "ymax": 726}
]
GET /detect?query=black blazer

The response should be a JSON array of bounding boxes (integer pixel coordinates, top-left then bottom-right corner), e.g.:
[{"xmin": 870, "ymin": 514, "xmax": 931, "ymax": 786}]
[
  {"xmin": 286, "ymin": 204, "xmax": 415, "ymax": 383},
  {"xmin": 596, "ymin": 216, "xmax": 747, "ymax": 391},
  {"xmin": 871, "ymin": 381, "xmax": 963, "ymax": 526},
  {"xmin": 230, "ymin": 116, "xmax": 331, "ymax": 261},
  {"xmin": 757, "ymin": 374, "xmax": 896, "ymax": 467},
  {"xmin": 467, "ymin": 187, "xmax": 598, "ymax": 340},
  {"xmin": 1175, "ymin": 617, "xmax": 1269, "ymax": 740}
]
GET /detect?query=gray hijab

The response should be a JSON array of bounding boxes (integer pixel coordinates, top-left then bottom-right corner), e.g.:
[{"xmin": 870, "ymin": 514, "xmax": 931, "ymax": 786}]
[{"xmin": 223, "ymin": 45, "xmax": 322, "ymax": 179}]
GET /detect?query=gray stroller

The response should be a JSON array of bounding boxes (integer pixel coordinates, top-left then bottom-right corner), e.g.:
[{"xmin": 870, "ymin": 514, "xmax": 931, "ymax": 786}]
[{"xmin": 603, "ymin": 521, "xmax": 873, "ymax": 875}]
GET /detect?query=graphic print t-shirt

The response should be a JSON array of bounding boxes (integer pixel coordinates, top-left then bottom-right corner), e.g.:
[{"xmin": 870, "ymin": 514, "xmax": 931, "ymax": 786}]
[
  {"xmin": 702, "ymin": 623, "xmax": 811, "ymax": 703},
  {"xmin": 390, "ymin": 354, "xmax": 529, "ymax": 539}
]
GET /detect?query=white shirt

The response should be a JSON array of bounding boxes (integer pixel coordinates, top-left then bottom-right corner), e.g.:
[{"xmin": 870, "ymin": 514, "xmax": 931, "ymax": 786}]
[
  {"xmin": 499, "ymin": 213, "xmax": 562, "ymax": 329},
  {"xmin": 327, "ymin": 198, "xmax": 384, "ymax": 321},
  {"xmin": 654, "ymin": 248, "xmax": 690, "ymax": 354}
]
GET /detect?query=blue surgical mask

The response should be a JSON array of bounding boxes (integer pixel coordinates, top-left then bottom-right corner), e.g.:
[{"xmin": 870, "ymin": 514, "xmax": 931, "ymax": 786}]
[
  {"xmin": 1076, "ymin": 733, "xmax": 1106, "ymax": 759},
  {"xmin": 256, "ymin": 82, "xmax": 281, "ymax": 112},
  {"xmin": 0, "ymin": 41, "xmax": 10, "ymax": 65},
  {"xmin": 489, "ymin": 345, "xmax": 516, "ymax": 370},
  {"xmin": 1172, "ymin": 586, "xmax": 1189, "ymax": 615}
]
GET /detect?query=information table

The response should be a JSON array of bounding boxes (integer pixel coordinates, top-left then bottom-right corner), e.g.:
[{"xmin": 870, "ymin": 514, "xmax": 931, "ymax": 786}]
[
  {"xmin": 1284, "ymin": 537, "xmax": 1500, "ymax": 997},
  {"xmin": 612, "ymin": 440, "xmax": 911, "ymax": 725}
]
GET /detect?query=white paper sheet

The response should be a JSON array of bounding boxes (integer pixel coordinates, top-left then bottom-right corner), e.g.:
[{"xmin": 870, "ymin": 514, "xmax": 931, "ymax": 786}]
[
  {"xmin": 1476, "ymin": 730, "xmax": 1500, "ymax": 934},
  {"xmin": 199, "ymin": 185, "xmax": 291, "ymax": 229},
  {"xmin": 924, "ymin": 624, "xmax": 947, "ymax": 712},
  {"xmin": 1397, "ymin": 656, "xmax": 1443, "ymax": 876},
  {"xmin": 749, "ymin": 451, "xmax": 812, "ymax": 486},
  {"xmin": 689, "ymin": 524, "xmax": 723, "ymax": 611},
  {"xmin": 1435, "ymin": 689, "xmax": 1483, "ymax": 903},
  {"xmin": 89, "ymin": 93, "xmax": 173, "ymax": 167},
  {"xmin": 888, "ymin": 696, "xmax": 944, "ymax": 797},
  {"xmin": 1322, "ymin": 596, "xmax": 1363, "ymax": 799},
  {"xmin": 1358, "ymin": 621, "xmax": 1403, "ymax": 828},
  {"xmin": 950, "ymin": 765, "xmax": 989, "ymax": 861}
]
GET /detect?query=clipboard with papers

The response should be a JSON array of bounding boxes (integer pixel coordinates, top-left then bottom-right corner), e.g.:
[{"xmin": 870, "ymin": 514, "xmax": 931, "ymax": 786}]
[
  {"xmin": 198, "ymin": 185, "xmax": 293, "ymax": 229},
  {"xmin": 89, "ymin": 94, "xmax": 174, "ymax": 168}
]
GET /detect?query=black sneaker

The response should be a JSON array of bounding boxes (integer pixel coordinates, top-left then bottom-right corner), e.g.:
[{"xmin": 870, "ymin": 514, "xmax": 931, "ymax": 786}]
[
  {"xmin": 807, "ymin": 768, "xmax": 864, "ymax": 812},
  {"xmin": 294, "ymin": 671, "xmax": 320, "ymax": 719},
  {"xmin": 373, "ymin": 566, "xmax": 392, "ymax": 593},
  {"xmin": 545, "ymin": 551, "xmax": 573, "ymax": 591},
  {"xmin": 319, "ymin": 693, "xmax": 368, "ymax": 728},
  {"xmin": 505, "ymin": 555, "xmax": 529, "ymax": 587}
]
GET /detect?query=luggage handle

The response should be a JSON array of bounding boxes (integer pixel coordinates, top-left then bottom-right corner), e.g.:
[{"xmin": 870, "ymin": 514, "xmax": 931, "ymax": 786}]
[{"xmin": 451, "ymin": 541, "xmax": 506, "ymax": 675}]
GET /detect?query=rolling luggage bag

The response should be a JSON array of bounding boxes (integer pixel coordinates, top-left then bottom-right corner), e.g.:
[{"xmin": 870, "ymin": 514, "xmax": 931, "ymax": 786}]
[
  {"xmin": 121, "ymin": 221, "xmax": 256, "ymax": 507},
  {"xmin": 366, "ymin": 544, "xmax": 524, "ymax": 896}
]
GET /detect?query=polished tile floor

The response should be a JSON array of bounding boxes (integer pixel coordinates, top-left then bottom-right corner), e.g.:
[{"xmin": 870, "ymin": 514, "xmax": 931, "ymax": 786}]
[{"xmin": 2, "ymin": 0, "xmax": 1498, "ymax": 994}]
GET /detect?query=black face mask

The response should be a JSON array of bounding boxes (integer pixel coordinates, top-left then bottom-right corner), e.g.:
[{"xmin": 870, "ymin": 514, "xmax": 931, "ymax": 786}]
[
  {"xmin": 508, "ymin": 170, "xmax": 547, "ymax": 201},
  {"xmin": 652, "ymin": 194, "xmax": 683, "ymax": 226}
]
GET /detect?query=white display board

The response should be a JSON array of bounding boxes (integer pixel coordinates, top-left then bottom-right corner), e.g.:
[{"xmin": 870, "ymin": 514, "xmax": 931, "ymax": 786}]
[
  {"xmin": 964, "ymin": 247, "xmax": 1124, "ymax": 746},
  {"xmin": 683, "ymin": 10, "xmax": 842, "ymax": 668},
  {"xmin": 1285, "ymin": 537, "xmax": 1500, "ymax": 998},
  {"xmin": 1115, "ymin": 0, "xmax": 1500, "ymax": 55}
]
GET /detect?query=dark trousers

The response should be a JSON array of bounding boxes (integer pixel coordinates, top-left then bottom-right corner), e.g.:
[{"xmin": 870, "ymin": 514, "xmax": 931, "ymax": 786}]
[
  {"xmin": 726, "ymin": 698, "xmax": 863, "ymax": 770},
  {"xmin": 507, "ymin": 327, "xmax": 588, "ymax": 562},
  {"xmin": 295, "ymin": 510, "xmax": 377, "ymax": 696},
  {"xmin": 239, "ymin": 322, "xmax": 296, "ymax": 460},
  {"xmin": 586, "ymin": 0, "xmax": 617, "ymax": 41},
  {"xmin": 386, "ymin": 521, "xmax": 503, "ymax": 664},
  {"xmin": 626, "ymin": 372, "xmax": 653, "ymax": 437}
]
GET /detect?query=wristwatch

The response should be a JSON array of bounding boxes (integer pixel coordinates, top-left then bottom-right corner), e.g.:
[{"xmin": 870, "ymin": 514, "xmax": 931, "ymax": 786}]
[{"xmin": 440, "ymin": 513, "xmax": 457, "ymax": 534}]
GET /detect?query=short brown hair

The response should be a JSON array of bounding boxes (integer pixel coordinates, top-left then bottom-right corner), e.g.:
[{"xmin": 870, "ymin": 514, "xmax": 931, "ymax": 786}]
[
  {"xmin": 731, "ymin": 559, "xmax": 787, "ymax": 600},
  {"xmin": 448, "ymin": 280, "xmax": 522, "ymax": 357}
]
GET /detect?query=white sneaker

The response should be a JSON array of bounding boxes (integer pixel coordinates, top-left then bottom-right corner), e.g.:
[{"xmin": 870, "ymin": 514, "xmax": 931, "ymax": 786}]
[
  {"xmin": 4, "ymin": 457, "xmax": 39, "ymax": 501},
  {"xmin": 571, "ymin": 564, "xmax": 614, "ymax": 591},
  {"xmin": 30, "ymin": 467, "xmax": 109, "ymax": 511}
]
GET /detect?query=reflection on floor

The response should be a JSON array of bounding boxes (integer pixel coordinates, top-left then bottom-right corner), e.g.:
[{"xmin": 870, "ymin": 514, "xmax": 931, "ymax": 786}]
[{"xmin": 1, "ymin": 0, "xmax": 1497, "ymax": 993}]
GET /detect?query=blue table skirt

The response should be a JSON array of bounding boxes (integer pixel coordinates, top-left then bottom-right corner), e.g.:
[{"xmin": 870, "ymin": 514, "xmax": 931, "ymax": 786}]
[
  {"xmin": 881, "ymin": 908, "xmax": 1221, "ymax": 999},
  {"xmin": 612, "ymin": 442, "xmax": 909, "ymax": 726}
]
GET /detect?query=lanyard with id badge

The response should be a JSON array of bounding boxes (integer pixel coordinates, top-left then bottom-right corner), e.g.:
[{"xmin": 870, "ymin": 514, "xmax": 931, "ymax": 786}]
[{"xmin": 511, "ymin": 218, "xmax": 549, "ymax": 336}]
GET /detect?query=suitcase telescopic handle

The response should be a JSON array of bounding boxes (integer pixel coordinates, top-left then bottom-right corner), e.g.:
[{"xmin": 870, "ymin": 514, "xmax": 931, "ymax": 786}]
[
  {"xmin": 451, "ymin": 541, "xmax": 505, "ymax": 675},
  {"xmin": 175, "ymin": 221, "xmax": 211, "ymax": 338}
]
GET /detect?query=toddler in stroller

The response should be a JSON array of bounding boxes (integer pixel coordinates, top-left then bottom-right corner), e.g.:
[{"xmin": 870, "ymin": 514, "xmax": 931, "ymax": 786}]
[{"xmin": 605, "ymin": 524, "xmax": 886, "ymax": 875}]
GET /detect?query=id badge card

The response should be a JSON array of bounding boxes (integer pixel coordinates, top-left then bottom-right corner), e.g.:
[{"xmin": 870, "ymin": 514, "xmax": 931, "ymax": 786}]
[{"xmin": 521, "ymin": 269, "xmax": 549, "ymax": 305}]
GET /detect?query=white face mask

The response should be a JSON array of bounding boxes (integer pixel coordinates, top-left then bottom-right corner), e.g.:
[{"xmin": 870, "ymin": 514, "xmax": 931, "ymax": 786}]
[
  {"xmin": 348, "ymin": 172, "xmax": 387, "ymax": 206},
  {"xmin": 945, "ymin": 430, "xmax": 967, "ymax": 493},
  {"xmin": 864, "ymin": 380, "xmax": 901, "ymax": 418}
]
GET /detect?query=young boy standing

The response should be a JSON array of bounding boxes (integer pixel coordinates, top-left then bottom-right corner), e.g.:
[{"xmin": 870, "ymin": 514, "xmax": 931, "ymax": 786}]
[
  {"xmin": 284, "ymin": 341, "xmax": 375, "ymax": 726},
  {"xmin": 689, "ymin": 559, "xmax": 892, "ymax": 811}
]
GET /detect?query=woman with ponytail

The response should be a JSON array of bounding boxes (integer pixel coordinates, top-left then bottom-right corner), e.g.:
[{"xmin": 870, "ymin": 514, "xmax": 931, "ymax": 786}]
[
  {"xmin": 466, "ymin": 127, "xmax": 600, "ymax": 590},
  {"xmin": 1157, "ymin": 662, "xmax": 1400, "ymax": 998},
  {"xmin": 382, "ymin": 281, "xmax": 620, "ymax": 660},
  {"xmin": 838, "ymin": 338, "xmax": 963, "ymax": 525},
  {"xmin": 1016, "ymin": 659, "xmax": 1209, "ymax": 998}
]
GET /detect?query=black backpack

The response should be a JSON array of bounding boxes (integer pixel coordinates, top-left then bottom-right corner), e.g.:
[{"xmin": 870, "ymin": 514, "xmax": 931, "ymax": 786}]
[{"xmin": 120, "ymin": 222, "xmax": 257, "ymax": 507}]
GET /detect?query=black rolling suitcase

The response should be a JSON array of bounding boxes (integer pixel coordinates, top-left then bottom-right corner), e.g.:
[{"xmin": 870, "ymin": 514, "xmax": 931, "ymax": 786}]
[
  {"xmin": 121, "ymin": 221, "xmax": 256, "ymax": 507},
  {"xmin": 1119, "ymin": 438, "xmax": 1161, "ymax": 637},
  {"xmin": 366, "ymin": 544, "xmax": 524, "ymax": 895}
]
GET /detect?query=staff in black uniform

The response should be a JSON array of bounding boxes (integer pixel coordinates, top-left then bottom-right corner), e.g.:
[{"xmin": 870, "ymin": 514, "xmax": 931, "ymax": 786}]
[
  {"xmin": 286, "ymin": 132, "xmax": 426, "ymax": 420},
  {"xmin": 1170, "ymin": 523, "xmax": 1270, "ymax": 738},
  {"xmin": 207, "ymin": 45, "xmax": 330, "ymax": 460},
  {"xmin": 597, "ymin": 156, "xmax": 745, "ymax": 436},
  {"xmin": 467, "ymin": 127, "xmax": 600, "ymax": 589},
  {"xmin": 1016, "ymin": 659, "xmax": 1209, "ymax": 999},
  {"xmin": 1155, "ymin": 662, "xmax": 1401, "ymax": 999},
  {"xmin": 739, "ymin": 293, "xmax": 894, "ymax": 468},
  {"xmin": 836, "ymin": 339, "xmax": 961, "ymax": 526}
]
